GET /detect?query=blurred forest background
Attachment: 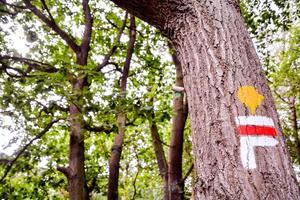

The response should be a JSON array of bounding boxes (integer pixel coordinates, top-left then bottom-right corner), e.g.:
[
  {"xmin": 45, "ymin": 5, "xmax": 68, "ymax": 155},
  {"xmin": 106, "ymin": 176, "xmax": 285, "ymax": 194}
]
[{"xmin": 0, "ymin": 0, "xmax": 299, "ymax": 199}]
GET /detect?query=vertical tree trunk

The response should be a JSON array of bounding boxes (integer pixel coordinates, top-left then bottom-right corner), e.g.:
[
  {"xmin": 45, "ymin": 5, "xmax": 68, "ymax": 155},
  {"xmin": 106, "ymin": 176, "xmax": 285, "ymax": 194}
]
[
  {"xmin": 149, "ymin": 120, "xmax": 169, "ymax": 200},
  {"xmin": 108, "ymin": 15, "xmax": 136, "ymax": 200},
  {"xmin": 168, "ymin": 50, "xmax": 188, "ymax": 200},
  {"xmin": 108, "ymin": 112, "xmax": 126, "ymax": 200},
  {"xmin": 169, "ymin": 2, "xmax": 300, "ymax": 199},
  {"xmin": 290, "ymin": 97, "xmax": 300, "ymax": 164},
  {"xmin": 149, "ymin": 51, "xmax": 188, "ymax": 200},
  {"xmin": 109, "ymin": 0, "xmax": 300, "ymax": 199},
  {"xmin": 68, "ymin": 77, "xmax": 89, "ymax": 200}
]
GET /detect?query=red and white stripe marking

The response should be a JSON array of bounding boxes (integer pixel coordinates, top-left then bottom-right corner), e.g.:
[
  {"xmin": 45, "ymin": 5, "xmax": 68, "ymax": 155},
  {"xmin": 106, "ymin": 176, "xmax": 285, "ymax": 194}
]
[{"xmin": 236, "ymin": 116, "xmax": 278, "ymax": 169}]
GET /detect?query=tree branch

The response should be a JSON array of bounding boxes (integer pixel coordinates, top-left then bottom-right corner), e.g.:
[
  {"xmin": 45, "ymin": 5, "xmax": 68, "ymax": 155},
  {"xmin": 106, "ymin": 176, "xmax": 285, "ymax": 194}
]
[
  {"xmin": 0, "ymin": 55, "xmax": 58, "ymax": 73},
  {"xmin": 0, "ymin": 119, "xmax": 60, "ymax": 183},
  {"xmin": 120, "ymin": 14, "xmax": 136, "ymax": 91},
  {"xmin": 83, "ymin": 123, "xmax": 115, "ymax": 134},
  {"xmin": 40, "ymin": 0, "xmax": 55, "ymax": 22},
  {"xmin": 0, "ymin": 61, "xmax": 29, "ymax": 78},
  {"xmin": 96, "ymin": 12, "xmax": 128, "ymax": 71},
  {"xmin": 273, "ymin": 89, "xmax": 289, "ymax": 104},
  {"xmin": 181, "ymin": 163, "xmax": 194, "ymax": 184},
  {"xmin": 87, "ymin": 166, "xmax": 101, "ymax": 193},
  {"xmin": 22, "ymin": 0, "xmax": 80, "ymax": 53},
  {"xmin": 109, "ymin": 0, "xmax": 168, "ymax": 31},
  {"xmin": 0, "ymin": 0, "xmax": 26, "ymax": 10},
  {"xmin": 77, "ymin": 0, "xmax": 93, "ymax": 65},
  {"xmin": 131, "ymin": 167, "xmax": 139, "ymax": 200},
  {"xmin": 57, "ymin": 166, "xmax": 70, "ymax": 178}
]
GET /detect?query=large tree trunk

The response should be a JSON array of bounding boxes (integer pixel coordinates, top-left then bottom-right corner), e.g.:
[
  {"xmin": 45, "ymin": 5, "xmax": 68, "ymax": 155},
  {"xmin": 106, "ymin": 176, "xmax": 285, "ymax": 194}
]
[
  {"xmin": 168, "ymin": 50, "xmax": 188, "ymax": 200},
  {"xmin": 108, "ymin": 15, "xmax": 136, "ymax": 200},
  {"xmin": 110, "ymin": 0, "xmax": 300, "ymax": 199}
]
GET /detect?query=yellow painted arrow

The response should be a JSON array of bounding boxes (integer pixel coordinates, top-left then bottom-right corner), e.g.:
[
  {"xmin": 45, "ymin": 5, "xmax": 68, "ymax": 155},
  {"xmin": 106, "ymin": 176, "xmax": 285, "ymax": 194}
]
[{"xmin": 237, "ymin": 86, "xmax": 264, "ymax": 115}]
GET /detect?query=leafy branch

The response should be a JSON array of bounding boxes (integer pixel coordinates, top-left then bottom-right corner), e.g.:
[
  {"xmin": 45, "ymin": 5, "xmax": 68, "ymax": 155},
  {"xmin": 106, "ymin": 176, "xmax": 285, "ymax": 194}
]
[
  {"xmin": 0, "ymin": 119, "xmax": 60, "ymax": 183},
  {"xmin": 0, "ymin": 55, "xmax": 58, "ymax": 73},
  {"xmin": 22, "ymin": 0, "xmax": 80, "ymax": 54},
  {"xmin": 96, "ymin": 12, "xmax": 128, "ymax": 71}
]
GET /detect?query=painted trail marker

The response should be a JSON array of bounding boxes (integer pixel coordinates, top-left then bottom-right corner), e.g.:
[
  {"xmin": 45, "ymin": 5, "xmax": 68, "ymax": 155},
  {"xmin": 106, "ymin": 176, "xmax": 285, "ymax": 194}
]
[
  {"xmin": 236, "ymin": 116, "xmax": 278, "ymax": 169},
  {"xmin": 236, "ymin": 86, "xmax": 278, "ymax": 169}
]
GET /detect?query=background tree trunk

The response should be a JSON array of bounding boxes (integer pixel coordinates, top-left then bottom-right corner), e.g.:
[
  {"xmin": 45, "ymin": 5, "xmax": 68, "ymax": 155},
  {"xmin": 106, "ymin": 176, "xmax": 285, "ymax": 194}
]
[
  {"xmin": 289, "ymin": 97, "xmax": 300, "ymax": 164},
  {"xmin": 149, "ymin": 120, "xmax": 169, "ymax": 200},
  {"xmin": 168, "ymin": 49, "xmax": 188, "ymax": 200},
  {"xmin": 108, "ymin": 15, "xmax": 136, "ymax": 200},
  {"xmin": 149, "ymin": 51, "xmax": 188, "ymax": 200},
  {"xmin": 110, "ymin": 0, "xmax": 300, "ymax": 199}
]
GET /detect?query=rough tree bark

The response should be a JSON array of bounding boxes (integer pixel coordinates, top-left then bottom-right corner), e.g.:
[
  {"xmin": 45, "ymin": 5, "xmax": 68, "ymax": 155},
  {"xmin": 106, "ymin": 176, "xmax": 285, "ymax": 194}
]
[
  {"xmin": 168, "ymin": 49, "xmax": 188, "ymax": 200},
  {"xmin": 108, "ymin": 15, "xmax": 136, "ymax": 200},
  {"xmin": 110, "ymin": 0, "xmax": 300, "ymax": 199}
]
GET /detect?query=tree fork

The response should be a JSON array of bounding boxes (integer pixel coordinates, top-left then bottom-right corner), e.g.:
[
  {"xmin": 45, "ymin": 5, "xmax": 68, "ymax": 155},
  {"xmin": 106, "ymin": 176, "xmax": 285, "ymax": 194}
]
[{"xmin": 110, "ymin": 0, "xmax": 300, "ymax": 199}]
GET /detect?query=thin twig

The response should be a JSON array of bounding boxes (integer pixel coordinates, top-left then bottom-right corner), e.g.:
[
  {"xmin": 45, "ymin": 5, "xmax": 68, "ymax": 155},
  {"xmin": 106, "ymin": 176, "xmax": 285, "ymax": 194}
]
[
  {"xmin": 181, "ymin": 163, "xmax": 194, "ymax": 184},
  {"xmin": 88, "ymin": 166, "xmax": 101, "ymax": 193},
  {"xmin": 40, "ymin": 0, "xmax": 55, "ymax": 22},
  {"xmin": 0, "ymin": 55, "xmax": 58, "ymax": 73},
  {"xmin": 0, "ymin": 0, "xmax": 26, "ymax": 9}
]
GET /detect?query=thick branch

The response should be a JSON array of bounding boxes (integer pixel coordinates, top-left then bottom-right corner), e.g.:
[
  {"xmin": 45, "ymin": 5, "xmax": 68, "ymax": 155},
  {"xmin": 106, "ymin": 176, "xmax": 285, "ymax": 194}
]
[
  {"xmin": 109, "ymin": 0, "xmax": 168, "ymax": 31},
  {"xmin": 83, "ymin": 123, "xmax": 115, "ymax": 134},
  {"xmin": 120, "ymin": 14, "xmax": 136, "ymax": 91},
  {"xmin": 77, "ymin": 0, "xmax": 93, "ymax": 65},
  {"xmin": 57, "ymin": 166, "xmax": 70, "ymax": 178},
  {"xmin": 0, "ymin": 119, "xmax": 60, "ymax": 183},
  {"xmin": 22, "ymin": 0, "xmax": 80, "ymax": 53}
]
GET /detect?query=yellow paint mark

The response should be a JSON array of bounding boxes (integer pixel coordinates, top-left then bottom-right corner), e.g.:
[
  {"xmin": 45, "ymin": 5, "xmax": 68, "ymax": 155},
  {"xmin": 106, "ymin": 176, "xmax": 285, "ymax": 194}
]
[{"xmin": 237, "ymin": 86, "xmax": 264, "ymax": 115}]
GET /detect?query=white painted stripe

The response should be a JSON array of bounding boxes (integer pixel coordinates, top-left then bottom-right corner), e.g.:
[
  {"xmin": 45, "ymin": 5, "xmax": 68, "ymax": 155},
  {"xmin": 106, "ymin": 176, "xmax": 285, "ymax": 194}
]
[
  {"xmin": 235, "ymin": 116, "xmax": 274, "ymax": 127},
  {"xmin": 240, "ymin": 136, "xmax": 278, "ymax": 169}
]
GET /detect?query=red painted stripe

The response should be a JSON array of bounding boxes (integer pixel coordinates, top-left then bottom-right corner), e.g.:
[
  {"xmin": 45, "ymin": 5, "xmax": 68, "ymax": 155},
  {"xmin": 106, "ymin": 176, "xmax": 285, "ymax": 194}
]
[{"xmin": 237, "ymin": 125, "xmax": 277, "ymax": 137}]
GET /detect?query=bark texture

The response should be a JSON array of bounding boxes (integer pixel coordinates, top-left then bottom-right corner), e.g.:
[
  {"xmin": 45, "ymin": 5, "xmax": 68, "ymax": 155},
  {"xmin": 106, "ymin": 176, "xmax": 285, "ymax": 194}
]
[
  {"xmin": 110, "ymin": 0, "xmax": 300, "ymax": 199},
  {"xmin": 168, "ymin": 50, "xmax": 188, "ymax": 200},
  {"xmin": 108, "ymin": 15, "xmax": 136, "ymax": 200},
  {"xmin": 68, "ymin": 77, "xmax": 88, "ymax": 200}
]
